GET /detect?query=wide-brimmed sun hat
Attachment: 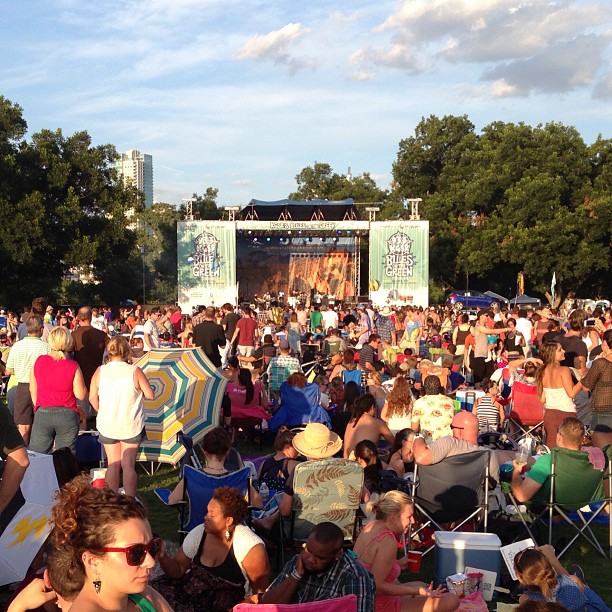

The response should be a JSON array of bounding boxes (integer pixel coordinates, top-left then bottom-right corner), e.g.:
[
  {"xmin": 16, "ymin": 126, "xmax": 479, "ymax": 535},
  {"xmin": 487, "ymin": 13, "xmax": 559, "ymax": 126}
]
[
  {"xmin": 380, "ymin": 306, "xmax": 393, "ymax": 316},
  {"xmin": 292, "ymin": 423, "xmax": 342, "ymax": 459}
]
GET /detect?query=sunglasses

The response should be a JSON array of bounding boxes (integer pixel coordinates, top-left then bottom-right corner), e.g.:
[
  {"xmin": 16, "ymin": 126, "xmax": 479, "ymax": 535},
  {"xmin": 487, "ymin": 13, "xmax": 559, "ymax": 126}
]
[
  {"xmin": 451, "ymin": 425, "xmax": 464, "ymax": 431},
  {"xmin": 96, "ymin": 537, "xmax": 163, "ymax": 566}
]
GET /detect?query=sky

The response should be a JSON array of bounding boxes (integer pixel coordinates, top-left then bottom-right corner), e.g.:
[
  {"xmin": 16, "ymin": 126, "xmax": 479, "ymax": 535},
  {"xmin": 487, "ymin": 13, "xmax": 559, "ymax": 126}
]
[{"xmin": 2, "ymin": 0, "xmax": 611, "ymax": 208}]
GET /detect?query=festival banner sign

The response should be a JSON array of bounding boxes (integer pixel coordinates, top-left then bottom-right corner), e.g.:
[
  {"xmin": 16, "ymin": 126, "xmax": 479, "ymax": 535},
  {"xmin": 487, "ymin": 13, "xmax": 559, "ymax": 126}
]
[
  {"xmin": 368, "ymin": 221, "xmax": 430, "ymax": 307},
  {"xmin": 177, "ymin": 221, "xmax": 237, "ymax": 312}
]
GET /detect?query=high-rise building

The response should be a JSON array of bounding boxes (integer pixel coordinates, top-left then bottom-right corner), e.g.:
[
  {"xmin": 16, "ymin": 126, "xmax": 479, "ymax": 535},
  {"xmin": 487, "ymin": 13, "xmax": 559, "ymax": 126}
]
[{"xmin": 114, "ymin": 149, "xmax": 153, "ymax": 206}]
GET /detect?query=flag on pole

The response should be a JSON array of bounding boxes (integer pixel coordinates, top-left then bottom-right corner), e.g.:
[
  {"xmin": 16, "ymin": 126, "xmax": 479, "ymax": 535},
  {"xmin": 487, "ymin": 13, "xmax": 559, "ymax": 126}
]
[{"xmin": 517, "ymin": 272, "xmax": 525, "ymax": 296}]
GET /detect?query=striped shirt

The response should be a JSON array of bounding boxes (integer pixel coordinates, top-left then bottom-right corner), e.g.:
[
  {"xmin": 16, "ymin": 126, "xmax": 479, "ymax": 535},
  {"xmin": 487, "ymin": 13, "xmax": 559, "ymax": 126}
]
[{"xmin": 6, "ymin": 337, "xmax": 51, "ymax": 383}]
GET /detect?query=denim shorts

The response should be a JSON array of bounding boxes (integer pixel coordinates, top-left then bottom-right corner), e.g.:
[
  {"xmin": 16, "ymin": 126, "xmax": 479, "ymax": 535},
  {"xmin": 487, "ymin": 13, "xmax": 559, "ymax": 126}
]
[{"xmin": 97, "ymin": 428, "xmax": 147, "ymax": 445}]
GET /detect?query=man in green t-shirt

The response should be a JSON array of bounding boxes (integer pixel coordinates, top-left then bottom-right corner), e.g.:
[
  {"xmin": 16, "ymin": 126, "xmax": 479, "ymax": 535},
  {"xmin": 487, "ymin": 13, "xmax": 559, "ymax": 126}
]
[{"xmin": 510, "ymin": 416, "xmax": 586, "ymax": 504}]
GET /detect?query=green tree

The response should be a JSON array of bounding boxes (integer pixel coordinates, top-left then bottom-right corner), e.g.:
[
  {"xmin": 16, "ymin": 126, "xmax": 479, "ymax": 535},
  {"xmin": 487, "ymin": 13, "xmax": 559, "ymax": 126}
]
[
  {"xmin": 178, "ymin": 187, "xmax": 222, "ymax": 220},
  {"xmin": 392, "ymin": 115, "xmax": 612, "ymax": 301},
  {"xmin": 0, "ymin": 97, "xmax": 141, "ymax": 306},
  {"xmin": 135, "ymin": 203, "xmax": 181, "ymax": 304}
]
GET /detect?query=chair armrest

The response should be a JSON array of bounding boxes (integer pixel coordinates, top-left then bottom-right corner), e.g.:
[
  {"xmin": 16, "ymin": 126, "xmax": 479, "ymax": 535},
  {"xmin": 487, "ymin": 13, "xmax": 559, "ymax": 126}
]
[{"xmin": 154, "ymin": 488, "xmax": 186, "ymax": 506}]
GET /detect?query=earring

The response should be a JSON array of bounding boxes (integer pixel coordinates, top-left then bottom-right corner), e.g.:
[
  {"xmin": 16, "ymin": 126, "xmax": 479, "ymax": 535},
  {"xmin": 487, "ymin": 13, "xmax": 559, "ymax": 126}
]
[
  {"xmin": 224, "ymin": 529, "xmax": 231, "ymax": 542},
  {"xmin": 93, "ymin": 573, "xmax": 102, "ymax": 595}
]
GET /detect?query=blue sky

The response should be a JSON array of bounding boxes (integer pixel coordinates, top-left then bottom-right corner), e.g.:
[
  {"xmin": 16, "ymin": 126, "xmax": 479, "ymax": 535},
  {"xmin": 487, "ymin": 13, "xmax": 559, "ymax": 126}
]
[{"xmin": 2, "ymin": 0, "xmax": 611, "ymax": 207}]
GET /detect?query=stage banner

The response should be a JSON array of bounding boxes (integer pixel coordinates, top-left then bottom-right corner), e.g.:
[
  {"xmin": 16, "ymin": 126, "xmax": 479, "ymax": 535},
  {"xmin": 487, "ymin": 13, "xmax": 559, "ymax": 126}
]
[
  {"xmin": 177, "ymin": 221, "xmax": 237, "ymax": 312},
  {"xmin": 369, "ymin": 221, "xmax": 429, "ymax": 307}
]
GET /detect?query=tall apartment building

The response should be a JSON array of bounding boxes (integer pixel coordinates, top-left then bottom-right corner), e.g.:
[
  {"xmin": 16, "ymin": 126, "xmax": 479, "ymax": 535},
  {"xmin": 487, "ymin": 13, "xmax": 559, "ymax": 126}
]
[{"xmin": 115, "ymin": 149, "xmax": 153, "ymax": 206}]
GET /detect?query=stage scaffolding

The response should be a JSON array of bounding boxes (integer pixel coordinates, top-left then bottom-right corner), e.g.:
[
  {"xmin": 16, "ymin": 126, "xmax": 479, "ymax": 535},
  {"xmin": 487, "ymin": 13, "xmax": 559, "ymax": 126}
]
[{"xmin": 177, "ymin": 200, "xmax": 430, "ymax": 311}]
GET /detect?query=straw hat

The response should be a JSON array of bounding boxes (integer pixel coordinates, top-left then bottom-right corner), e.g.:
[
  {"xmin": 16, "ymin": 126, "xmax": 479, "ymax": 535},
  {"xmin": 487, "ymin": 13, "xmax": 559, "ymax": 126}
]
[
  {"xmin": 292, "ymin": 423, "xmax": 342, "ymax": 459},
  {"xmin": 380, "ymin": 306, "xmax": 393, "ymax": 316}
]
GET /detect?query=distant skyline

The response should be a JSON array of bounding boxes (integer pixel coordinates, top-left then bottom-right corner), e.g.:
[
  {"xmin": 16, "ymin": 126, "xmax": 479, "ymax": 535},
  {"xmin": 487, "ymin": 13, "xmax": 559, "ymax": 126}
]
[{"xmin": 2, "ymin": 0, "xmax": 610, "ymax": 208}]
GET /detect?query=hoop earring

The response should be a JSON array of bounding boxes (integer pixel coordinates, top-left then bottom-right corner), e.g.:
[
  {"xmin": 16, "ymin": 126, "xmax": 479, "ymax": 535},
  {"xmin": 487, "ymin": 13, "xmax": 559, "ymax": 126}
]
[{"xmin": 224, "ymin": 529, "xmax": 231, "ymax": 542}]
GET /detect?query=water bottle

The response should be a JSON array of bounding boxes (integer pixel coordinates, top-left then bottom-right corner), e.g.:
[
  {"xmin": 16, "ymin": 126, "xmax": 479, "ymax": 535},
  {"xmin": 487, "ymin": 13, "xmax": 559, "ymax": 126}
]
[{"xmin": 259, "ymin": 482, "xmax": 269, "ymax": 503}]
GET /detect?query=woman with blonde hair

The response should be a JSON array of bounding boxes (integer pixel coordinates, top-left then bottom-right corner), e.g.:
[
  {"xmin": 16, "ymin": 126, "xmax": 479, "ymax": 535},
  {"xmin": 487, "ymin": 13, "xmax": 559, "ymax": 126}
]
[
  {"xmin": 536, "ymin": 342, "xmax": 580, "ymax": 448},
  {"xmin": 29, "ymin": 326, "xmax": 87, "ymax": 454},
  {"xmin": 354, "ymin": 490, "xmax": 459, "ymax": 612},
  {"xmin": 90, "ymin": 335, "xmax": 154, "ymax": 496},
  {"xmin": 381, "ymin": 377, "xmax": 414, "ymax": 435}
]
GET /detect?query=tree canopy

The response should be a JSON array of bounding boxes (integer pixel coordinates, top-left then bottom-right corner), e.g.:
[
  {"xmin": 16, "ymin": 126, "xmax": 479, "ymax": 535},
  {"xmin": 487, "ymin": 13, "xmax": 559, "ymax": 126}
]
[{"xmin": 391, "ymin": 115, "xmax": 611, "ymax": 301}]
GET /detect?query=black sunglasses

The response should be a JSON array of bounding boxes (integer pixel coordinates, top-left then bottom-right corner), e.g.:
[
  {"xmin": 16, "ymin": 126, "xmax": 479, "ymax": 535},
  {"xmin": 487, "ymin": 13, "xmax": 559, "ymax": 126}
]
[
  {"xmin": 451, "ymin": 425, "xmax": 465, "ymax": 431},
  {"xmin": 97, "ymin": 537, "xmax": 163, "ymax": 566}
]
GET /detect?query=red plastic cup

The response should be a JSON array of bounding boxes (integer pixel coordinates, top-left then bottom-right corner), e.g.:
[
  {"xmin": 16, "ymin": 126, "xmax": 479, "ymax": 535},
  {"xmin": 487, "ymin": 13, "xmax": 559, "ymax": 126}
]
[
  {"xmin": 407, "ymin": 550, "xmax": 422, "ymax": 573},
  {"xmin": 91, "ymin": 478, "xmax": 106, "ymax": 489}
]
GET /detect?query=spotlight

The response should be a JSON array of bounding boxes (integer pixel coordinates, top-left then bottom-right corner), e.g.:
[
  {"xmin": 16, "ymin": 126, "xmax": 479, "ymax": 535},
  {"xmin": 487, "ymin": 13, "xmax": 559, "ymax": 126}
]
[
  {"xmin": 336, "ymin": 230, "xmax": 341, "ymax": 235},
  {"xmin": 238, "ymin": 229, "xmax": 243, "ymax": 235},
  {"xmin": 288, "ymin": 230, "xmax": 292, "ymax": 235},
  {"xmin": 347, "ymin": 230, "xmax": 351, "ymax": 235},
  {"xmin": 298, "ymin": 230, "xmax": 303, "ymax": 235},
  {"xmin": 266, "ymin": 237, "xmax": 271, "ymax": 242},
  {"xmin": 333, "ymin": 237, "xmax": 339, "ymax": 243},
  {"xmin": 248, "ymin": 230, "xmax": 252, "ymax": 235}
]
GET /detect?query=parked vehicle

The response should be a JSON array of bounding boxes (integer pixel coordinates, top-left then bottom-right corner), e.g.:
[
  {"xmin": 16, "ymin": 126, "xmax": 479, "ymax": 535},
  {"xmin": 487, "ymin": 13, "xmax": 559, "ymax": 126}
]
[{"xmin": 446, "ymin": 290, "xmax": 505, "ymax": 310}]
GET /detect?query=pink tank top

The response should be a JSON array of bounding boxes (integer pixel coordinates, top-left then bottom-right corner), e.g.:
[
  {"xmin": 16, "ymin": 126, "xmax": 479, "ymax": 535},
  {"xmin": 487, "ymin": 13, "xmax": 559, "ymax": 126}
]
[{"xmin": 358, "ymin": 529, "xmax": 401, "ymax": 612}]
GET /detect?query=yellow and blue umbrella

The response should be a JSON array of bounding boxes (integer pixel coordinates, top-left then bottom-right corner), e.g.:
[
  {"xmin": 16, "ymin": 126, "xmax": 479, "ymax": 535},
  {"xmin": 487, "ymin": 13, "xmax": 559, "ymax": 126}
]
[{"xmin": 135, "ymin": 348, "xmax": 227, "ymax": 464}]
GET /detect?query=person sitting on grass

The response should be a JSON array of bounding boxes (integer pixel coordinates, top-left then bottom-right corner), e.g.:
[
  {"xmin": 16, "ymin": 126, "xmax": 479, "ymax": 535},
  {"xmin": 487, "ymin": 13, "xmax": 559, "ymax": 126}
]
[{"xmin": 514, "ymin": 545, "xmax": 609, "ymax": 612}]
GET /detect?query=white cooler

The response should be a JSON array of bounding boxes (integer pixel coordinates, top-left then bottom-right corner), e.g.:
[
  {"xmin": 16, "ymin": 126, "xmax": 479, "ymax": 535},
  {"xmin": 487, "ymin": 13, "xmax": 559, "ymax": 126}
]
[{"xmin": 434, "ymin": 532, "xmax": 501, "ymax": 589}]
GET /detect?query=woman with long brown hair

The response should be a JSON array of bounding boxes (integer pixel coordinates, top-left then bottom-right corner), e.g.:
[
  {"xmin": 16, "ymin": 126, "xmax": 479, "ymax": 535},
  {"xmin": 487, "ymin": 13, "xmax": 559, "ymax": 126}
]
[{"xmin": 381, "ymin": 377, "xmax": 414, "ymax": 435}]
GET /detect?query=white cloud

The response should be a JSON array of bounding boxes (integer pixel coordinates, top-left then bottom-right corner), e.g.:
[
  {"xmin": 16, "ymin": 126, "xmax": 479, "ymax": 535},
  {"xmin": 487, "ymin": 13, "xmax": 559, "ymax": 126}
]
[
  {"xmin": 236, "ymin": 23, "xmax": 308, "ymax": 64},
  {"xmin": 491, "ymin": 79, "xmax": 520, "ymax": 97},
  {"xmin": 232, "ymin": 178, "xmax": 253, "ymax": 186}
]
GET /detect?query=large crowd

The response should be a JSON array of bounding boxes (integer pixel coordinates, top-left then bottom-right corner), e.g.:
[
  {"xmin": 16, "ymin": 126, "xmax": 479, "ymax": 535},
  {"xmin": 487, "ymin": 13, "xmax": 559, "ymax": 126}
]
[{"xmin": 1, "ymin": 295, "xmax": 611, "ymax": 612}]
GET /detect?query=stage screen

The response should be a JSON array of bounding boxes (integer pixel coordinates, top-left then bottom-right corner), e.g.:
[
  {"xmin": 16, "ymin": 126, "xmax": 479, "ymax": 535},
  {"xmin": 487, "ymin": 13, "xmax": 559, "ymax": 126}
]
[
  {"xmin": 236, "ymin": 235, "xmax": 356, "ymax": 302},
  {"xmin": 369, "ymin": 221, "xmax": 429, "ymax": 307}
]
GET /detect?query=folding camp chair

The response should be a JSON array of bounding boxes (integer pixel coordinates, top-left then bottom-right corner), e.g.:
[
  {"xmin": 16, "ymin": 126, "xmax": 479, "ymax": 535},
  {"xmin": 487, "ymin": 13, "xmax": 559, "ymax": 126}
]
[
  {"xmin": 506, "ymin": 380, "xmax": 544, "ymax": 446},
  {"xmin": 155, "ymin": 464, "xmax": 251, "ymax": 541},
  {"xmin": 509, "ymin": 446, "xmax": 612, "ymax": 559},
  {"xmin": 342, "ymin": 368, "xmax": 363, "ymax": 393},
  {"xmin": 278, "ymin": 458, "xmax": 363, "ymax": 566},
  {"xmin": 409, "ymin": 450, "xmax": 491, "ymax": 556}
]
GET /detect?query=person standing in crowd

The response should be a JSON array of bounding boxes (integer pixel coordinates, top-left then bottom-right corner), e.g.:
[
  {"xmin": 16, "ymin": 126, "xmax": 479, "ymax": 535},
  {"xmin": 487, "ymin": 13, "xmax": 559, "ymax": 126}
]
[
  {"xmin": 575, "ymin": 329, "xmax": 612, "ymax": 449},
  {"xmin": 470, "ymin": 310, "xmax": 508, "ymax": 384},
  {"xmin": 193, "ymin": 306, "xmax": 227, "ymax": 368},
  {"xmin": 143, "ymin": 307, "xmax": 162, "ymax": 352},
  {"xmin": 89, "ymin": 336, "xmax": 154, "ymax": 497},
  {"xmin": 5, "ymin": 316, "xmax": 50, "ymax": 445},
  {"xmin": 536, "ymin": 342, "xmax": 580, "ymax": 448},
  {"xmin": 29, "ymin": 327, "xmax": 87, "ymax": 454},
  {"xmin": 71, "ymin": 306, "xmax": 109, "ymax": 419},
  {"xmin": 556, "ymin": 310, "xmax": 588, "ymax": 375},
  {"xmin": 221, "ymin": 303, "xmax": 241, "ymax": 367},
  {"xmin": 231, "ymin": 307, "xmax": 259, "ymax": 357},
  {"xmin": 376, "ymin": 306, "xmax": 397, "ymax": 349}
]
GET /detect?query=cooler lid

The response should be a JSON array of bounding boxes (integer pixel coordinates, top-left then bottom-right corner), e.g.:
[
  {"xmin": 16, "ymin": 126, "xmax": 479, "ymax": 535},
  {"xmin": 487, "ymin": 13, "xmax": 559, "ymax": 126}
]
[{"xmin": 434, "ymin": 532, "xmax": 501, "ymax": 549}]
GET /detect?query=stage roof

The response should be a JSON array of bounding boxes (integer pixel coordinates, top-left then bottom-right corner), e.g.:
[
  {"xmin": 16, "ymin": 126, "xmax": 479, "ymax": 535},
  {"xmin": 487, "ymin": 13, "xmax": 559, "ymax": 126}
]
[{"xmin": 238, "ymin": 198, "xmax": 362, "ymax": 221}]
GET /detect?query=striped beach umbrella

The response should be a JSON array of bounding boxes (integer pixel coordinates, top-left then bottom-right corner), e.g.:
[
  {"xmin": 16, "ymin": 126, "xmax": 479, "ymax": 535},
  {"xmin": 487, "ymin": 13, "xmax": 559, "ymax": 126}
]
[{"xmin": 135, "ymin": 347, "xmax": 227, "ymax": 464}]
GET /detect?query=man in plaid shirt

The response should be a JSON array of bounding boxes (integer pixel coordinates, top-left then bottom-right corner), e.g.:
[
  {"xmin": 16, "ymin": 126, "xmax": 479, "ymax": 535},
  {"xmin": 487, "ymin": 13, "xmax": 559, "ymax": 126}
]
[
  {"xmin": 261, "ymin": 522, "xmax": 375, "ymax": 611},
  {"xmin": 266, "ymin": 339, "xmax": 302, "ymax": 395}
]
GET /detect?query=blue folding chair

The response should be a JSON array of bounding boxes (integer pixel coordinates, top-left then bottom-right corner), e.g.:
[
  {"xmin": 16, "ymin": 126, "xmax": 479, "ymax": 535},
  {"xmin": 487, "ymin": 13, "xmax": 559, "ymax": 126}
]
[
  {"xmin": 155, "ymin": 465, "xmax": 251, "ymax": 540},
  {"xmin": 342, "ymin": 368, "xmax": 363, "ymax": 393}
]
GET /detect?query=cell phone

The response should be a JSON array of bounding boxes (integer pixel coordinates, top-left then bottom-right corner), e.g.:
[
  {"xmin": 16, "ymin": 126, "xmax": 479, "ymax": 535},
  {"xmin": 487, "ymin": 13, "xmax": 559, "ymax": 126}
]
[{"xmin": 584, "ymin": 319, "xmax": 596, "ymax": 327}]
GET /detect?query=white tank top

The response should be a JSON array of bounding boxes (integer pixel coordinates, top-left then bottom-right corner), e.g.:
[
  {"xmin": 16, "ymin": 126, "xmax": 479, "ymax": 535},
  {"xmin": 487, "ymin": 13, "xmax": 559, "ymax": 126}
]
[
  {"xmin": 543, "ymin": 387, "xmax": 575, "ymax": 413},
  {"xmin": 96, "ymin": 361, "xmax": 145, "ymax": 439}
]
